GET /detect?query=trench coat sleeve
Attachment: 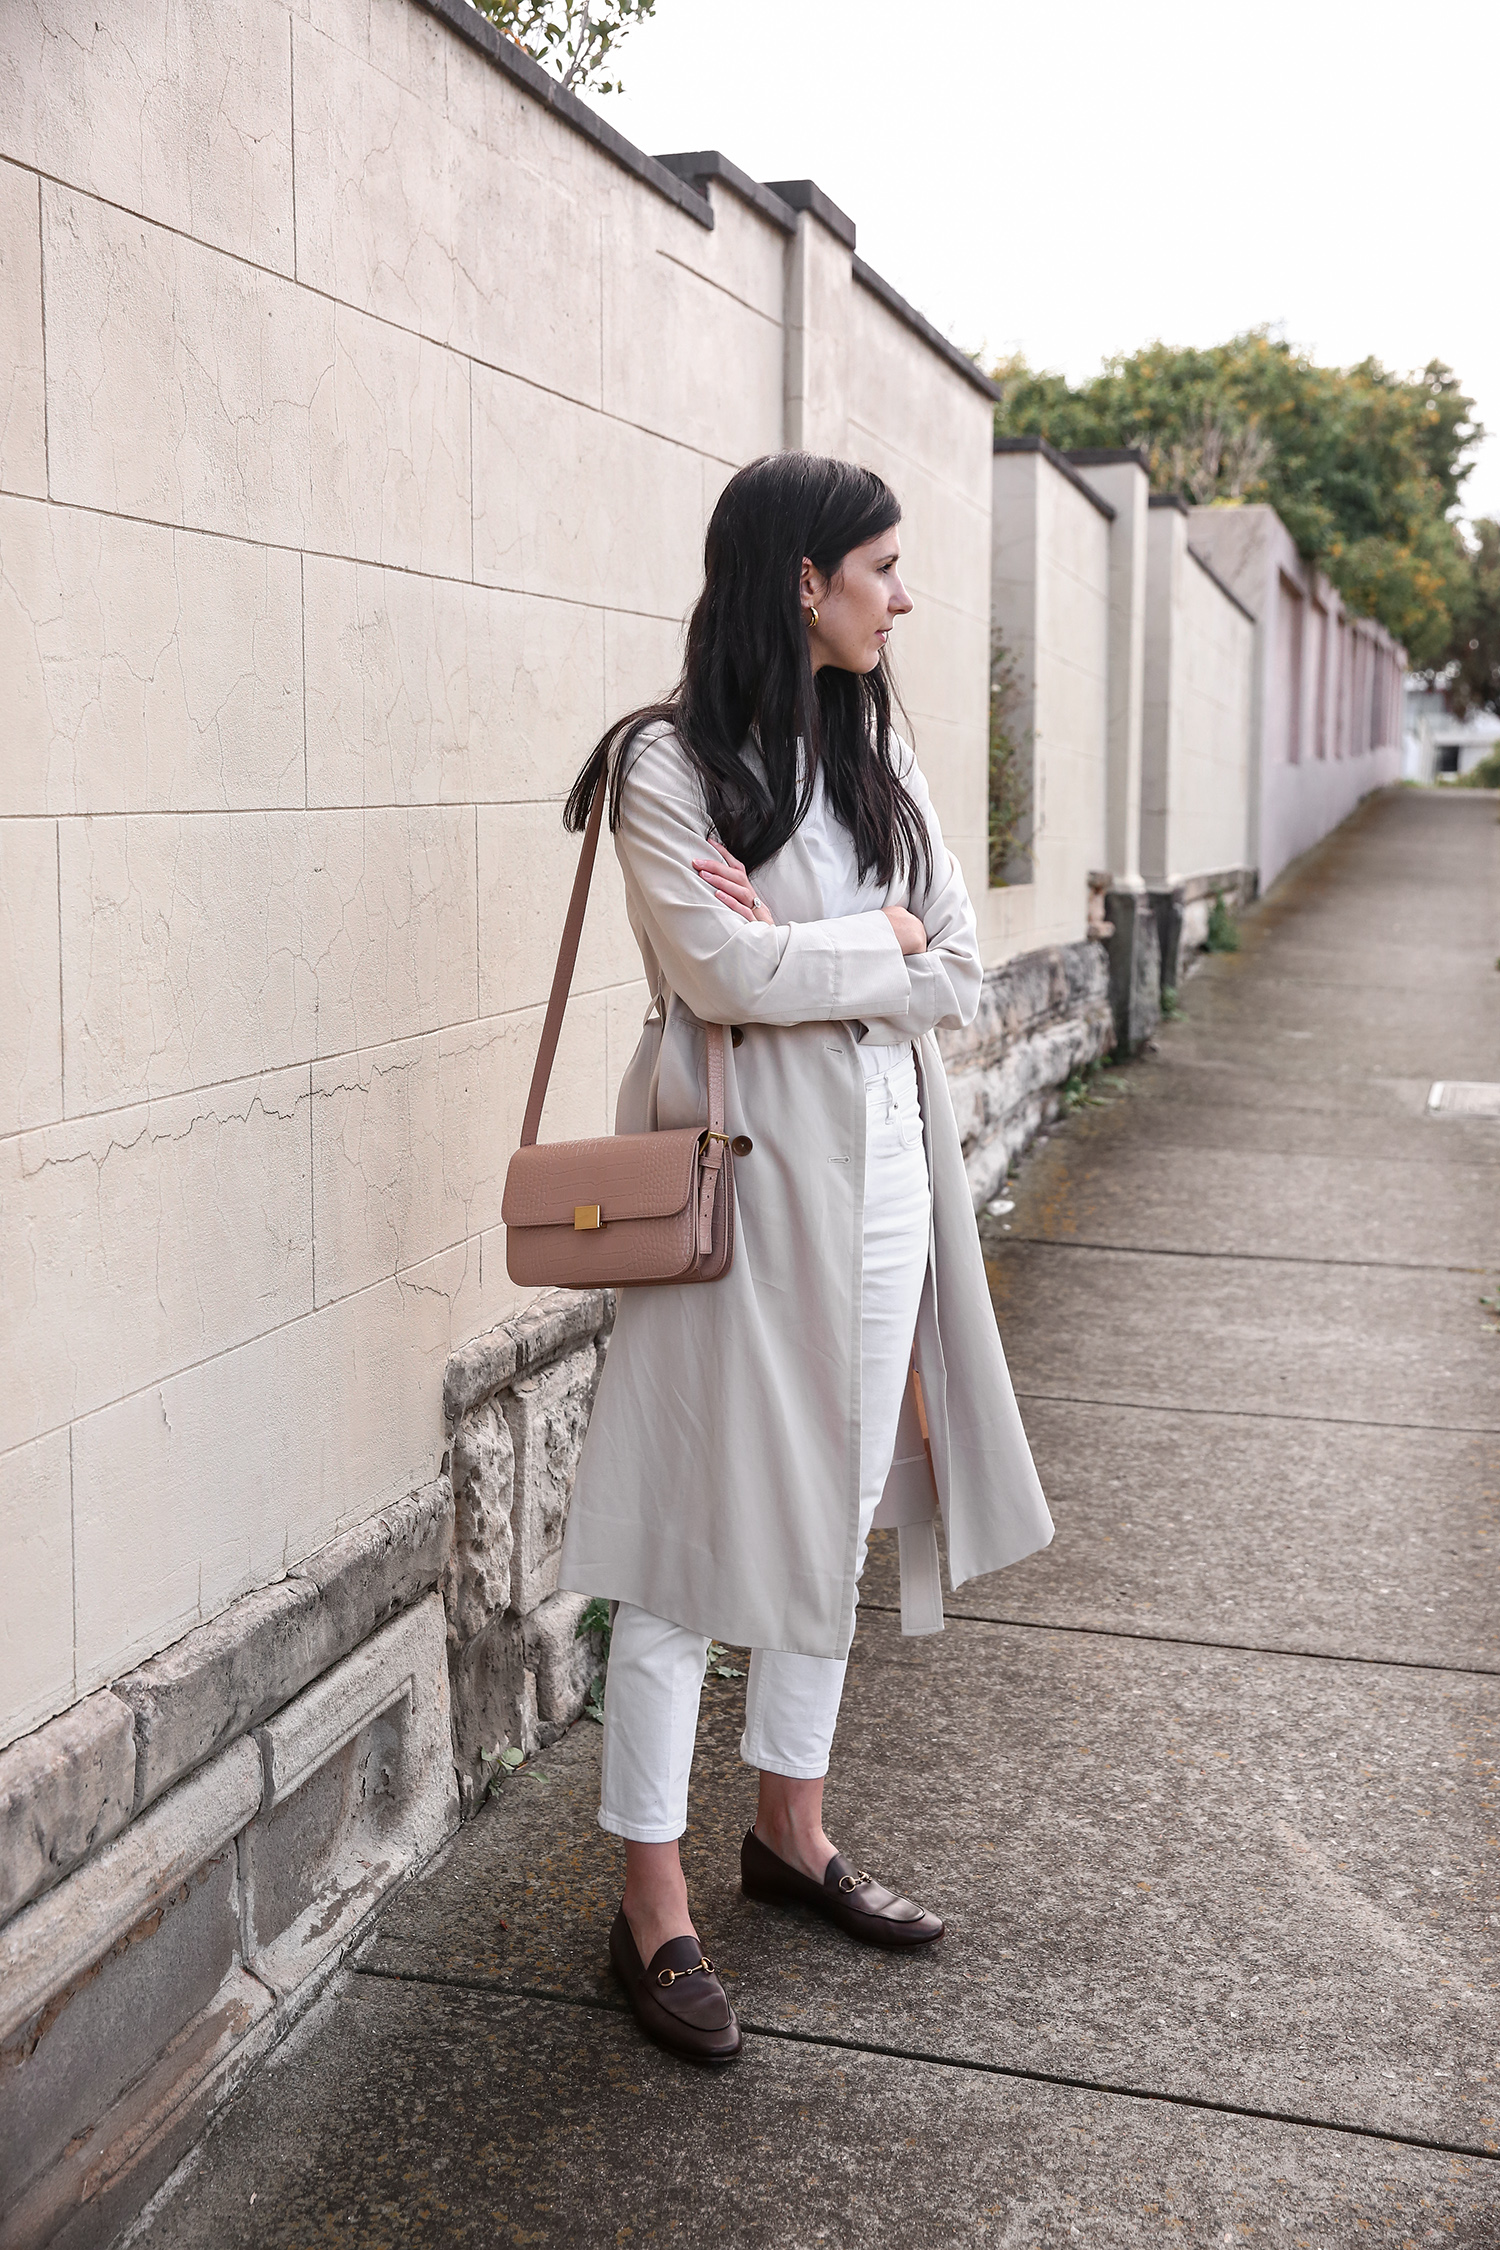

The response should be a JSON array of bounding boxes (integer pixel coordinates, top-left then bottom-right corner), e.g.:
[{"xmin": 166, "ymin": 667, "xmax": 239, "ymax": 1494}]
[
  {"xmin": 858, "ymin": 748, "xmax": 983, "ymax": 1042},
  {"xmin": 616, "ymin": 731, "xmax": 914, "ymax": 1028},
  {"xmin": 902, "ymin": 754, "xmax": 983, "ymax": 1034}
]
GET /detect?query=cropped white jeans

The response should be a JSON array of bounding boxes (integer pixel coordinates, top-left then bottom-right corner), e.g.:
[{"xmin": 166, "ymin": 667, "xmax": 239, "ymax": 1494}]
[{"xmin": 599, "ymin": 1048, "xmax": 932, "ymax": 1843}]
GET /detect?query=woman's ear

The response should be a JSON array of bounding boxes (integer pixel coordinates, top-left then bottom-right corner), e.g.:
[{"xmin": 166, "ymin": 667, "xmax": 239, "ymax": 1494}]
[{"xmin": 799, "ymin": 557, "xmax": 825, "ymax": 615}]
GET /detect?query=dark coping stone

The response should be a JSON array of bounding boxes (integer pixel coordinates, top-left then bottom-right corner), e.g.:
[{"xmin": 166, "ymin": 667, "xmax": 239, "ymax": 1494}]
[
  {"xmin": 763, "ymin": 176, "xmax": 856, "ymax": 248},
  {"xmin": 994, "ymin": 434, "xmax": 1118, "ymax": 520},
  {"xmin": 655, "ymin": 151, "xmax": 795, "ymax": 235},
  {"xmin": 409, "ymin": 0, "xmax": 713, "ymax": 229},
  {"xmin": 1066, "ymin": 445, "xmax": 1151, "ymax": 470}
]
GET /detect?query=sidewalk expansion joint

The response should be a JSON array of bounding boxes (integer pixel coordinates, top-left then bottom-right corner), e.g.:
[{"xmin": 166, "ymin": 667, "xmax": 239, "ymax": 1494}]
[
  {"xmin": 1012, "ymin": 1389, "xmax": 1500, "ymax": 1438},
  {"xmin": 1001, "ymin": 1237, "xmax": 1488, "ymax": 1277},
  {"xmin": 857, "ymin": 1601, "xmax": 1500, "ymax": 1679},
  {"xmin": 351, "ymin": 1962, "xmax": 1500, "ymax": 2168}
]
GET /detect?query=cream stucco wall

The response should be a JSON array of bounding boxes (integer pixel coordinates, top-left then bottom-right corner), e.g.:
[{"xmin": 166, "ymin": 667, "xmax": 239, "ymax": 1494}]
[
  {"xmin": 1141, "ymin": 503, "xmax": 1254, "ymax": 885},
  {"xmin": 1186, "ymin": 506, "xmax": 1405, "ymax": 893},
  {"xmin": 984, "ymin": 446, "xmax": 1111, "ymax": 964},
  {"xmin": 0, "ymin": 0, "xmax": 998, "ymax": 1748},
  {"xmin": 846, "ymin": 278, "xmax": 993, "ymax": 925},
  {"xmin": 1069, "ymin": 454, "xmax": 1149, "ymax": 891}
]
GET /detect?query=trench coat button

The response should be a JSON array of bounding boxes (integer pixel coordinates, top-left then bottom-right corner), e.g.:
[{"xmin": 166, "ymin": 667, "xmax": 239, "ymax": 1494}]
[
  {"xmin": 730, "ymin": 1025, "xmax": 744, "ymax": 1047},
  {"xmin": 731, "ymin": 1135, "xmax": 753, "ymax": 1156}
]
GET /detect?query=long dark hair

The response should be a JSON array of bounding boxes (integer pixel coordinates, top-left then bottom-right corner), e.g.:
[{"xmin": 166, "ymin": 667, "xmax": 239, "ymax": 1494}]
[{"xmin": 564, "ymin": 453, "xmax": 932, "ymax": 891}]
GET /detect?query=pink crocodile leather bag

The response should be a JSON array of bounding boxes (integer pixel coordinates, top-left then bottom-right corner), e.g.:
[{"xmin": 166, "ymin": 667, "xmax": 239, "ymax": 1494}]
[{"xmin": 501, "ymin": 780, "xmax": 736, "ymax": 1290}]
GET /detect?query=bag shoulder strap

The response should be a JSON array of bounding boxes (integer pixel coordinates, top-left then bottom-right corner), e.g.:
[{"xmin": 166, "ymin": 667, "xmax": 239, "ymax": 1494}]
[{"xmin": 520, "ymin": 778, "xmax": 725, "ymax": 1147}]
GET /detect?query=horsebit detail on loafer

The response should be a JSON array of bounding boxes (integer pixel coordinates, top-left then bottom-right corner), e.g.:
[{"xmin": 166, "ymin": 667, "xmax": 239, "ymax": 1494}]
[
  {"xmin": 657, "ymin": 1956, "xmax": 714, "ymax": 1986},
  {"xmin": 837, "ymin": 1871, "xmax": 872, "ymax": 1893}
]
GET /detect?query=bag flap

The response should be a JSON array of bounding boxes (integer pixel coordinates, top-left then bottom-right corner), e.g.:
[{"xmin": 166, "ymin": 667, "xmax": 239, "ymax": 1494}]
[{"xmin": 502, "ymin": 1127, "xmax": 703, "ymax": 1230}]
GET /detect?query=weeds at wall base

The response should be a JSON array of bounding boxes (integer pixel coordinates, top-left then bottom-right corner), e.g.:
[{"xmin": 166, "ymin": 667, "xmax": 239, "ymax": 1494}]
[
  {"xmin": 478, "ymin": 1743, "xmax": 527, "ymax": 1797},
  {"xmin": 1061, "ymin": 1058, "xmax": 1127, "ymax": 1112},
  {"xmin": 1205, "ymin": 891, "xmax": 1241, "ymax": 952},
  {"xmin": 576, "ymin": 1597, "xmax": 612, "ymax": 1723},
  {"xmin": 577, "ymin": 1596, "xmax": 612, "ymax": 1661}
]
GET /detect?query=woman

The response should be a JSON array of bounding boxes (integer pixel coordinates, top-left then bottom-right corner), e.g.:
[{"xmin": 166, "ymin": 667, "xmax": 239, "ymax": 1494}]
[{"xmin": 557, "ymin": 453, "xmax": 1052, "ymax": 2065}]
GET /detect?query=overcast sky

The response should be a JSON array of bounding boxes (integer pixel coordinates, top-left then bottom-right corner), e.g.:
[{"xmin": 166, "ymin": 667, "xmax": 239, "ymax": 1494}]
[{"xmin": 595, "ymin": 0, "xmax": 1499, "ymax": 526}]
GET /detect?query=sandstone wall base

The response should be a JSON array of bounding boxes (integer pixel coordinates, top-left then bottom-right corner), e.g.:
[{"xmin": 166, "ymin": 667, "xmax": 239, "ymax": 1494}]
[
  {"xmin": 442, "ymin": 1294, "xmax": 613, "ymax": 1811},
  {"xmin": 941, "ymin": 940, "xmax": 1117, "ymax": 1205},
  {"xmin": 0, "ymin": 1501, "xmax": 458, "ymax": 2250}
]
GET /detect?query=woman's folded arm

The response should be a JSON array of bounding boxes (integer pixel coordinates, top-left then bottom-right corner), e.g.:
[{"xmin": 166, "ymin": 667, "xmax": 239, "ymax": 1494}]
[
  {"xmin": 857, "ymin": 750, "xmax": 982, "ymax": 1041},
  {"xmin": 615, "ymin": 733, "xmax": 915, "ymax": 1027}
]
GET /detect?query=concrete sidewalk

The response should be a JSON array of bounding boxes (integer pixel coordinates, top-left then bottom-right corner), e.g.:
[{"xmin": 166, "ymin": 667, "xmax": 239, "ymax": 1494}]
[{"xmin": 132, "ymin": 789, "xmax": 1500, "ymax": 2248}]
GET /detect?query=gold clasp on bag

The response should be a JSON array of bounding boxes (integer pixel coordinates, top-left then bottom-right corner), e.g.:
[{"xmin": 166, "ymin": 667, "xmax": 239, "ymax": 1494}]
[
  {"xmin": 699, "ymin": 1130, "xmax": 730, "ymax": 1150},
  {"xmin": 574, "ymin": 1205, "xmax": 601, "ymax": 1231}
]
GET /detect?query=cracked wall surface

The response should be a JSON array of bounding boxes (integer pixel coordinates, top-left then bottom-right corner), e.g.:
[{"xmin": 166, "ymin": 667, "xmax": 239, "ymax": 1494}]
[{"xmin": 0, "ymin": 0, "xmax": 999, "ymax": 1752}]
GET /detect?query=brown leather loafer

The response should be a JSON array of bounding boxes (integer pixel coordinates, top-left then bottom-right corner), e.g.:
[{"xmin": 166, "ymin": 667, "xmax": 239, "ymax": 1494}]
[
  {"xmin": 608, "ymin": 1908, "xmax": 742, "ymax": 2064},
  {"xmin": 741, "ymin": 1828, "xmax": 944, "ymax": 1948}
]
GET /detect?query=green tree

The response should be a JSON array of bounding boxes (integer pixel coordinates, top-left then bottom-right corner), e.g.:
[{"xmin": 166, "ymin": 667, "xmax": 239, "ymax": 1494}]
[
  {"xmin": 1447, "ymin": 519, "xmax": 1500, "ymax": 720},
  {"xmin": 474, "ymin": 0, "xmax": 656, "ymax": 95},
  {"xmin": 992, "ymin": 331, "xmax": 1481, "ymax": 671}
]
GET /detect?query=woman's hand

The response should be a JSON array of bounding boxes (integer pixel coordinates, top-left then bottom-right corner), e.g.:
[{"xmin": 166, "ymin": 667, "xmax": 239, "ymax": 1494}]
[
  {"xmin": 692, "ymin": 842, "xmax": 776, "ymax": 924},
  {"xmin": 883, "ymin": 905, "xmax": 928, "ymax": 956}
]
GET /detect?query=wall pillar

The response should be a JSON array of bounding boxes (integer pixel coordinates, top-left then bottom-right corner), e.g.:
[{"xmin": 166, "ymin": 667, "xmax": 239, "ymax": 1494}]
[
  {"xmin": 1141, "ymin": 493, "xmax": 1191, "ymax": 885},
  {"xmin": 771, "ymin": 182, "xmax": 855, "ymax": 454},
  {"xmin": 1069, "ymin": 450, "xmax": 1150, "ymax": 889},
  {"xmin": 1103, "ymin": 888, "xmax": 1162, "ymax": 1054}
]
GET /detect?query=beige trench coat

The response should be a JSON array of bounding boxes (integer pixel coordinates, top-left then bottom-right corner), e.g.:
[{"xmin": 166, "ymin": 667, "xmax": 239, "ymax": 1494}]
[{"xmin": 557, "ymin": 727, "xmax": 1053, "ymax": 1658}]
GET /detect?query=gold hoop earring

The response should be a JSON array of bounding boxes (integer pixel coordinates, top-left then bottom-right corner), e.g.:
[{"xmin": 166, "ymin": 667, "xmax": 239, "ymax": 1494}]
[{"xmin": 808, "ymin": 604, "xmax": 819, "ymax": 628}]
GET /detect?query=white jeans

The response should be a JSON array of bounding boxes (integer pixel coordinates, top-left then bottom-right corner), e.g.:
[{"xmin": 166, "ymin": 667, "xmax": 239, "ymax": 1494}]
[{"xmin": 599, "ymin": 1049, "xmax": 932, "ymax": 1843}]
